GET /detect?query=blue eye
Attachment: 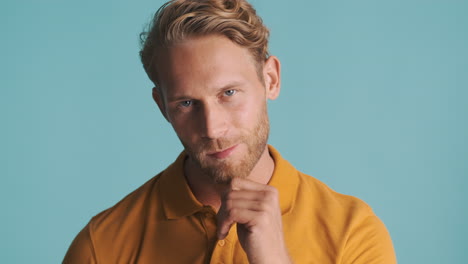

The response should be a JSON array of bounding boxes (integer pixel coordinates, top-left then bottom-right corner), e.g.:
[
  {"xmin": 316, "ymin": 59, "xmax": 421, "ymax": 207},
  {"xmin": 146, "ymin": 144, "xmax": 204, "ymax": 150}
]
[
  {"xmin": 180, "ymin": 100, "xmax": 192, "ymax": 107},
  {"xmin": 224, "ymin": 89, "xmax": 236, "ymax": 96}
]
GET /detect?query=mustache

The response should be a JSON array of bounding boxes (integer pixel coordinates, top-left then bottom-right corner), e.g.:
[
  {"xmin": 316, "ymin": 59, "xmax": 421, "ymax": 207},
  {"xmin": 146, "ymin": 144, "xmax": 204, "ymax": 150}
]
[{"xmin": 196, "ymin": 138, "xmax": 239, "ymax": 154}]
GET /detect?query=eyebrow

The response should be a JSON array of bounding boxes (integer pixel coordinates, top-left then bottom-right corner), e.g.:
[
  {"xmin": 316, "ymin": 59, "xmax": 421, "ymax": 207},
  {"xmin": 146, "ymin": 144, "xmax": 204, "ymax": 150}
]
[{"xmin": 166, "ymin": 81, "xmax": 244, "ymax": 103}]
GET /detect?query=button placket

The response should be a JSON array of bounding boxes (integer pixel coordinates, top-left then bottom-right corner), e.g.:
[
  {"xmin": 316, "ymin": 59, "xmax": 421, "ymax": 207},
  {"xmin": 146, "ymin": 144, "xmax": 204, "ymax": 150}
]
[{"xmin": 210, "ymin": 223, "xmax": 240, "ymax": 264}]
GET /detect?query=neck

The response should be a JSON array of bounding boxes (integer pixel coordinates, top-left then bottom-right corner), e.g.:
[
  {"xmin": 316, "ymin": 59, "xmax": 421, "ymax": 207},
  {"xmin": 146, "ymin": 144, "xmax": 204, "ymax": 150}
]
[{"xmin": 183, "ymin": 145, "xmax": 274, "ymax": 211}]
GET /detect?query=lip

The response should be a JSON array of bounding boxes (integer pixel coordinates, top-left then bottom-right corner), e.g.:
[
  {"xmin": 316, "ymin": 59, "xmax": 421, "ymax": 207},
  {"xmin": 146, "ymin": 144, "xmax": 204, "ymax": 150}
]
[{"xmin": 207, "ymin": 144, "xmax": 238, "ymax": 159}]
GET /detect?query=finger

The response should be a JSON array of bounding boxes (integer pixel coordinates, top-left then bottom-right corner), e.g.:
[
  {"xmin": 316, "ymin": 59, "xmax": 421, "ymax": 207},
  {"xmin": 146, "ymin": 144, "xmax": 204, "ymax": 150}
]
[
  {"xmin": 217, "ymin": 201, "xmax": 235, "ymax": 240},
  {"xmin": 224, "ymin": 197, "xmax": 267, "ymax": 212},
  {"xmin": 222, "ymin": 189, "xmax": 266, "ymax": 202},
  {"xmin": 217, "ymin": 214, "xmax": 235, "ymax": 240},
  {"xmin": 230, "ymin": 178, "xmax": 274, "ymax": 192},
  {"xmin": 217, "ymin": 207, "xmax": 260, "ymax": 237},
  {"xmin": 225, "ymin": 184, "xmax": 279, "ymax": 207},
  {"xmin": 217, "ymin": 198, "xmax": 266, "ymax": 239}
]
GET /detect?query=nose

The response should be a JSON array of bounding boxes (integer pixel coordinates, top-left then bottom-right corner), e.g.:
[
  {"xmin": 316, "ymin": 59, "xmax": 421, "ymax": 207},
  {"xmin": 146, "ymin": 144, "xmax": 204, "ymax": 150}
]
[{"xmin": 200, "ymin": 102, "xmax": 227, "ymax": 140}]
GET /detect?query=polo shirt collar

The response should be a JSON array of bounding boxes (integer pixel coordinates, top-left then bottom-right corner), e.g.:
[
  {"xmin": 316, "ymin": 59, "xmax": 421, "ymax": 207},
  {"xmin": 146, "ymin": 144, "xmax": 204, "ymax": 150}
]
[
  {"xmin": 160, "ymin": 152, "xmax": 204, "ymax": 220},
  {"xmin": 160, "ymin": 145, "xmax": 299, "ymax": 219},
  {"xmin": 267, "ymin": 145, "xmax": 299, "ymax": 215}
]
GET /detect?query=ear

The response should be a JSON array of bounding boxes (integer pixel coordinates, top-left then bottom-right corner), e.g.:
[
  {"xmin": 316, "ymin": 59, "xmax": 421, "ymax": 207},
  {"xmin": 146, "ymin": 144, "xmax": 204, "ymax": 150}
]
[
  {"xmin": 262, "ymin": 55, "xmax": 281, "ymax": 100},
  {"xmin": 152, "ymin": 87, "xmax": 170, "ymax": 122}
]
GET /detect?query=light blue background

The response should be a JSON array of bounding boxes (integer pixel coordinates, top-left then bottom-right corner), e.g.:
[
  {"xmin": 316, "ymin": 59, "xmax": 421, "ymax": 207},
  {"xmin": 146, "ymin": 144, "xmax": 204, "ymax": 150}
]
[{"xmin": 2, "ymin": 0, "xmax": 467, "ymax": 263}]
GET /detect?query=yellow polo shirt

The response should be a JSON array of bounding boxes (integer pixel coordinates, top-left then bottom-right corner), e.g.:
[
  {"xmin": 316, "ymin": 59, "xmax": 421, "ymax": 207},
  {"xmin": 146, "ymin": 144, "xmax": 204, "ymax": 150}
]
[{"xmin": 63, "ymin": 146, "xmax": 396, "ymax": 263}]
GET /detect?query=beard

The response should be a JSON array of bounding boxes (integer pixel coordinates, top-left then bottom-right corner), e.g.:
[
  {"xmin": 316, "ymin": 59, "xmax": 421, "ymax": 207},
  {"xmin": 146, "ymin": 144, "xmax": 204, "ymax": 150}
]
[{"xmin": 181, "ymin": 103, "xmax": 270, "ymax": 184}]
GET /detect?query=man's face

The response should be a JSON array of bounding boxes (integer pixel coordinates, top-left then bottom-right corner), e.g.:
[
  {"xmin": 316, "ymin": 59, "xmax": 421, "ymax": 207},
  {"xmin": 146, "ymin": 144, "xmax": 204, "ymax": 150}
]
[{"xmin": 154, "ymin": 35, "xmax": 279, "ymax": 184}]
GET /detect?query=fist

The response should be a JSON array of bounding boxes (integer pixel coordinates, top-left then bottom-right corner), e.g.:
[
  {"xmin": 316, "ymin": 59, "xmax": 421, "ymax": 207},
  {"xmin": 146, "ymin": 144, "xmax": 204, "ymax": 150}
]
[{"xmin": 217, "ymin": 178, "xmax": 292, "ymax": 264}]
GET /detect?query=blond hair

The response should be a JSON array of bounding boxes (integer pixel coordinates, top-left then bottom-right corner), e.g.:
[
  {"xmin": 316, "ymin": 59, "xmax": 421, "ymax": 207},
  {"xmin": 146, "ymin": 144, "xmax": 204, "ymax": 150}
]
[{"xmin": 139, "ymin": 0, "xmax": 270, "ymax": 89}]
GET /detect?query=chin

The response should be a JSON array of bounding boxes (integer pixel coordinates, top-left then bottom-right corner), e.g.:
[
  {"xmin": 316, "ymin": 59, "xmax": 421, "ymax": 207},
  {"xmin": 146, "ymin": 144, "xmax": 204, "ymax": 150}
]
[{"xmin": 205, "ymin": 158, "xmax": 252, "ymax": 184}]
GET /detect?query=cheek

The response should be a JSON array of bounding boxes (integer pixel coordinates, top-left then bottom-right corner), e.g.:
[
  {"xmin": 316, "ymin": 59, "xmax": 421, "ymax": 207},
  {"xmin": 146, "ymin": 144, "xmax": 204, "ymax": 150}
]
[
  {"xmin": 171, "ymin": 119, "xmax": 194, "ymax": 142},
  {"xmin": 231, "ymin": 98, "xmax": 264, "ymax": 129}
]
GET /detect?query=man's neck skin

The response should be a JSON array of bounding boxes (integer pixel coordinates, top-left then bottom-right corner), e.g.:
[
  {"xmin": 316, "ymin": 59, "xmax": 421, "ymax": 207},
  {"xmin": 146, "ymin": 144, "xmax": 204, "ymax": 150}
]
[{"xmin": 183, "ymin": 145, "xmax": 275, "ymax": 212}]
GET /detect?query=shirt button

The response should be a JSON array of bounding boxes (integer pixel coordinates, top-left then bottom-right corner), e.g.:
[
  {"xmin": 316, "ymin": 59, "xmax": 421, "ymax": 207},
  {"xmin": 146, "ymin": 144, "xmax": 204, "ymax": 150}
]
[{"xmin": 218, "ymin": 240, "xmax": 225, "ymax": 246}]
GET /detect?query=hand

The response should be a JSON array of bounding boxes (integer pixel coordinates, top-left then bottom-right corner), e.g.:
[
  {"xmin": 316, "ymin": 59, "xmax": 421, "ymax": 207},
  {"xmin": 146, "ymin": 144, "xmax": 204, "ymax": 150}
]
[{"xmin": 217, "ymin": 178, "xmax": 292, "ymax": 264}]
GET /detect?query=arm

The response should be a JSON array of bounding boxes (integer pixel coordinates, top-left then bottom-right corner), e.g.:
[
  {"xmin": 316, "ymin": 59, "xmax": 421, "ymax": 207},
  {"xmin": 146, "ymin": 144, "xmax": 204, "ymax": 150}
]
[{"xmin": 341, "ymin": 214, "xmax": 397, "ymax": 264}]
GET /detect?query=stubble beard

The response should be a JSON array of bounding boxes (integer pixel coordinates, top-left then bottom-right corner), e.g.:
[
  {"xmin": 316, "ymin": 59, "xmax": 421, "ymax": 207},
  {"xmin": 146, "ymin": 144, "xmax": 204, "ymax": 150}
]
[{"xmin": 182, "ymin": 104, "xmax": 270, "ymax": 184}]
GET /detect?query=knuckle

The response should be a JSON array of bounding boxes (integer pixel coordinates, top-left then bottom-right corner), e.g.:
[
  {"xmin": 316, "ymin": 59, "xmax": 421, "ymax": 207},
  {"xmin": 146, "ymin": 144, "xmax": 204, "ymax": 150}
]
[
  {"xmin": 268, "ymin": 186, "xmax": 279, "ymax": 196},
  {"xmin": 225, "ymin": 199, "xmax": 233, "ymax": 209},
  {"xmin": 258, "ymin": 201, "xmax": 268, "ymax": 211},
  {"xmin": 258, "ymin": 211, "xmax": 269, "ymax": 220},
  {"xmin": 266, "ymin": 187, "xmax": 279, "ymax": 200},
  {"xmin": 230, "ymin": 178, "xmax": 241, "ymax": 187},
  {"xmin": 225, "ymin": 192, "xmax": 235, "ymax": 201},
  {"xmin": 227, "ymin": 208, "xmax": 238, "ymax": 218}
]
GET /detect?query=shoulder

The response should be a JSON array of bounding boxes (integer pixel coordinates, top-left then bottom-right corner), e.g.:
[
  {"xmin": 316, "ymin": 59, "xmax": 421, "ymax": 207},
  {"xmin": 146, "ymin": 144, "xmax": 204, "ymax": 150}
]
[
  {"xmin": 296, "ymin": 171, "xmax": 373, "ymax": 217},
  {"xmin": 294, "ymin": 172, "xmax": 396, "ymax": 263},
  {"xmin": 64, "ymin": 172, "xmax": 166, "ymax": 263},
  {"xmin": 269, "ymin": 145, "xmax": 373, "ymax": 220},
  {"xmin": 88, "ymin": 172, "xmax": 165, "ymax": 233},
  {"xmin": 290, "ymin": 169, "xmax": 380, "ymax": 240}
]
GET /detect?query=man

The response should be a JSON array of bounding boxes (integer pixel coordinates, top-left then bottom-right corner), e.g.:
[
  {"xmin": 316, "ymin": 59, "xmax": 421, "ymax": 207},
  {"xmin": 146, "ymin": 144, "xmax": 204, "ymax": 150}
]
[{"xmin": 64, "ymin": 0, "xmax": 397, "ymax": 263}]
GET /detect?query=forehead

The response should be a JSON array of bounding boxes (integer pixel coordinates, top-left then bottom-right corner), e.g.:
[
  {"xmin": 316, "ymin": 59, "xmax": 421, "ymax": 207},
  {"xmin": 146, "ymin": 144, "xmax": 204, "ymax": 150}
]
[{"xmin": 155, "ymin": 35, "xmax": 260, "ymax": 96}]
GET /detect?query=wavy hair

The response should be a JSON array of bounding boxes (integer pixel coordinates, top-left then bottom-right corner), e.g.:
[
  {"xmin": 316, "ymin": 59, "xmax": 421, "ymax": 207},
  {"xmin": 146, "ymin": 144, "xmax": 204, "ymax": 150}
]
[{"xmin": 139, "ymin": 0, "xmax": 270, "ymax": 89}]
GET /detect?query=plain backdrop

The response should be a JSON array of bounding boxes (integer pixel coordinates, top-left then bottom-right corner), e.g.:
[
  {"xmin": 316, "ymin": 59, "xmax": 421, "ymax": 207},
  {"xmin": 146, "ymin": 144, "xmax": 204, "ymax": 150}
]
[{"xmin": 2, "ymin": 0, "xmax": 467, "ymax": 263}]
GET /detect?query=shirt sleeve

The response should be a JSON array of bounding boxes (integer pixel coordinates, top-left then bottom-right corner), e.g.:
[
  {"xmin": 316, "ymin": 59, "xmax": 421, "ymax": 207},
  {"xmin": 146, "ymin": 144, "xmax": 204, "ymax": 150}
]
[
  {"xmin": 341, "ymin": 214, "xmax": 397, "ymax": 264},
  {"xmin": 63, "ymin": 224, "xmax": 97, "ymax": 264}
]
